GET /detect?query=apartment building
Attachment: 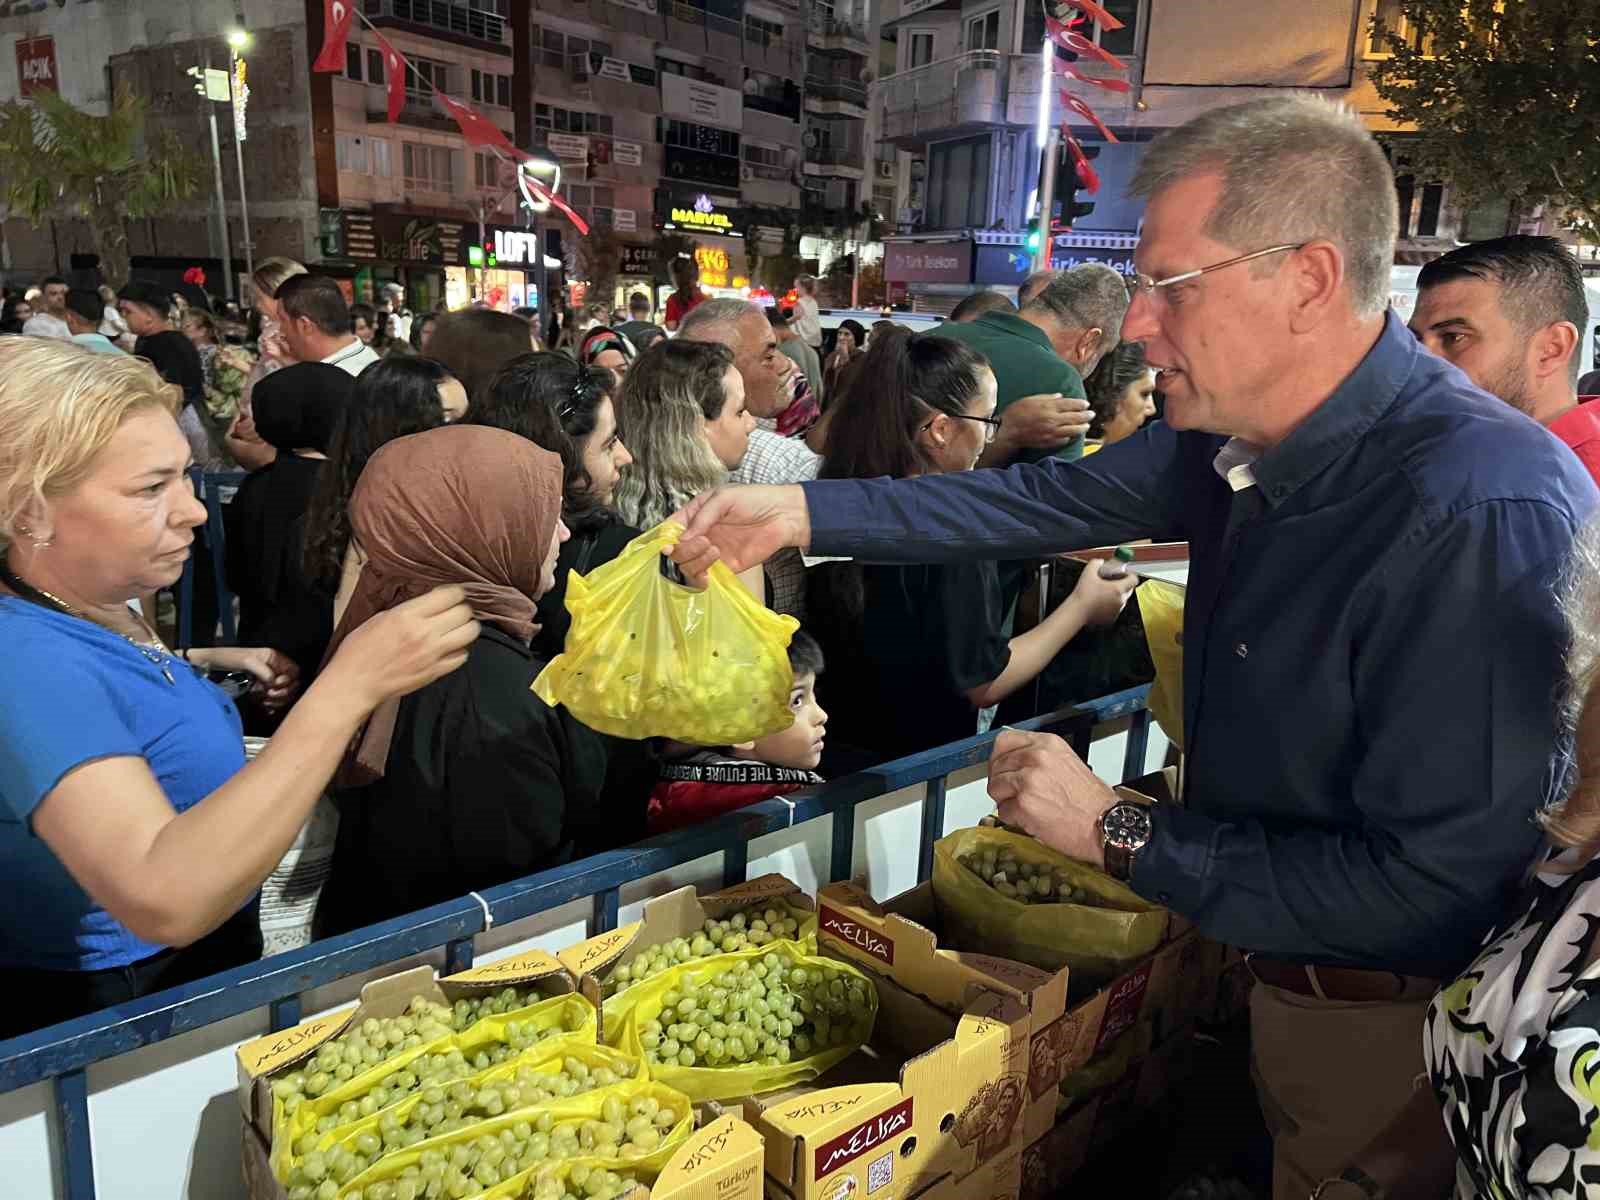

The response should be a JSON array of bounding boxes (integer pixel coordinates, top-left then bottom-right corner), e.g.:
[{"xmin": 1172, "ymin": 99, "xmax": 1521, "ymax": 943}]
[{"xmin": 875, "ymin": 0, "xmax": 1524, "ymax": 311}]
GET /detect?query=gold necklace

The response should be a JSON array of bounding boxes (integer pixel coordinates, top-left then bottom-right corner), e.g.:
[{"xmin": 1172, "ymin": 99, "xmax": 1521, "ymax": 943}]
[{"xmin": 1, "ymin": 566, "xmax": 178, "ymax": 685}]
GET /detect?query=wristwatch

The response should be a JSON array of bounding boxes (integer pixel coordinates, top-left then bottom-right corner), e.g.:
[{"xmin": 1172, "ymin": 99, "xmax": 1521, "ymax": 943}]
[{"xmin": 1098, "ymin": 800, "xmax": 1153, "ymax": 882}]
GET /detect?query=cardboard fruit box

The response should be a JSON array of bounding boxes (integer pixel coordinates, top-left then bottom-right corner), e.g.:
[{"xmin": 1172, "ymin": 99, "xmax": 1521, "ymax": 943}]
[
  {"xmin": 813, "ymin": 880, "xmax": 1069, "ymax": 1150},
  {"xmin": 558, "ymin": 874, "xmax": 816, "ymax": 1039},
  {"xmin": 235, "ymin": 950, "xmax": 577, "ymax": 1149},
  {"xmin": 742, "ymin": 949, "xmax": 1034, "ymax": 1200},
  {"xmin": 241, "ymin": 1111, "xmax": 766, "ymax": 1200}
]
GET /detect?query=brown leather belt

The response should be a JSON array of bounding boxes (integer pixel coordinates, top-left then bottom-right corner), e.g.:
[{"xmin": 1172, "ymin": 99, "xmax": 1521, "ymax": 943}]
[{"xmin": 1245, "ymin": 954, "xmax": 1439, "ymax": 1003}]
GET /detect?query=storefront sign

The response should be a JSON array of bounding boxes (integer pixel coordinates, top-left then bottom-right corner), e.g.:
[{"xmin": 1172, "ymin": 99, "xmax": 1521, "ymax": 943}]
[
  {"xmin": 492, "ymin": 229, "xmax": 542, "ymax": 267},
  {"xmin": 884, "ymin": 239, "xmax": 974, "ymax": 285},
  {"xmin": 973, "ymin": 242, "xmax": 1136, "ymax": 285},
  {"xmin": 668, "ymin": 192, "xmax": 740, "ymax": 235},
  {"xmin": 612, "ymin": 209, "xmax": 637, "ymax": 232},
  {"xmin": 662, "ymin": 73, "xmax": 742, "ymax": 129},
  {"xmin": 695, "ymin": 246, "xmax": 732, "ymax": 287},
  {"xmin": 613, "ymin": 140, "xmax": 642, "ymax": 167},
  {"xmin": 620, "ymin": 244, "xmax": 655, "ymax": 275},
  {"xmin": 342, "ymin": 211, "xmax": 467, "ymax": 266},
  {"xmin": 15, "ymin": 35, "xmax": 58, "ymax": 97},
  {"xmin": 597, "ymin": 57, "xmax": 631, "ymax": 82},
  {"xmin": 546, "ymin": 133, "xmax": 589, "ymax": 162}
]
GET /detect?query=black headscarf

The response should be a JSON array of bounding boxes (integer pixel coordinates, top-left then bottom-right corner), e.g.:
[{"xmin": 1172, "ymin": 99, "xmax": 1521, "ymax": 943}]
[{"xmin": 251, "ymin": 363, "xmax": 353, "ymax": 453}]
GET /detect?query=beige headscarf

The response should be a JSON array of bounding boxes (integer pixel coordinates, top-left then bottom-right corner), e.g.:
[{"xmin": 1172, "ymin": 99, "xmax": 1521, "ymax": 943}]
[{"xmin": 323, "ymin": 425, "xmax": 563, "ymax": 784}]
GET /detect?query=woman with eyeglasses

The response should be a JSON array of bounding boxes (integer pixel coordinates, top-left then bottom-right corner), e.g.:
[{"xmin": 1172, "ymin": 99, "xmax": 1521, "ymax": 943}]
[{"xmin": 806, "ymin": 329, "xmax": 1137, "ymax": 766}]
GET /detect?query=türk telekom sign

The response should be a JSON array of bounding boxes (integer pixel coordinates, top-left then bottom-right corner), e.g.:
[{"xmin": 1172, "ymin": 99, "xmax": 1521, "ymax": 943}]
[
  {"xmin": 15, "ymin": 35, "xmax": 58, "ymax": 97},
  {"xmin": 883, "ymin": 239, "xmax": 974, "ymax": 285}
]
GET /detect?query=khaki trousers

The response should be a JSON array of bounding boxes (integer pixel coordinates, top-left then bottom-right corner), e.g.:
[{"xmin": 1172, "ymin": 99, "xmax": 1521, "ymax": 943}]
[{"xmin": 1250, "ymin": 982, "xmax": 1433, "ymax": 1200}]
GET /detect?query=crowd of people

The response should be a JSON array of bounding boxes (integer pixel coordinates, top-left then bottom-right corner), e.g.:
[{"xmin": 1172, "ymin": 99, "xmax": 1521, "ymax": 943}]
[{"xmin": 6, "ymin": 91, "xmax": 1600, "ymax": 1199}]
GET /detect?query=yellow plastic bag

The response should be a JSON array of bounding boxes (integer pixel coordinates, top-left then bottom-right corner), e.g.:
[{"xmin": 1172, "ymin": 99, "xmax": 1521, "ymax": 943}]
[
  {"xmin": 932, "ymin": 828, "xmax": 1166, "ymax": 982},
  {"xmin": 1136, "ymin": 580, "xmax": 1185, "ymax": 750},
  {"xmin": 614, "ymin": 943, "xmax": 878, "ymax": 1101},
  {"xmin": 275, "ymin": 994, "xmax": 598, "ymax": 1177},
  {"xmin": 334, "ymin": 1078, "xmax": 691, "ymax": 1199},
  {"xmin": 533, "ymin": 522, "xmax": 800, "ymax": 743},
  {"xmin": 1057, "ymin": 1020, "xmax": 1152, "ymax": 1105}
]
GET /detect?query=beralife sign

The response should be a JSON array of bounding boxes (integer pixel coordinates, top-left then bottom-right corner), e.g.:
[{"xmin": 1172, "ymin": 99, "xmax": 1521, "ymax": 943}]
[{"xmin": 670, "ymin": 193, "xmax": 736, "ymax": 233}]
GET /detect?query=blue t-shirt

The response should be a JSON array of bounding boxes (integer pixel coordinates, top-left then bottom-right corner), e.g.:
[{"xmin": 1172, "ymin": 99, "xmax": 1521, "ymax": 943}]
[{"xmin": 0, "ymin": 599, "xmax": 247, "ymax": 971}]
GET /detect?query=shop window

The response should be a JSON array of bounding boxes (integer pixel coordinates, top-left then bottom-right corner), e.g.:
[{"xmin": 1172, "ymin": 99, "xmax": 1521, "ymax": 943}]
[{"xmin": 926, "ymin": 135, "xmax": 991, "ymax": 229}]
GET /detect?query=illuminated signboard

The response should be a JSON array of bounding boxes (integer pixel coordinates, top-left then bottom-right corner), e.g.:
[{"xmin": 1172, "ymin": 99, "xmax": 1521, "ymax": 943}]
[
  {"xmin": 671, "ymin": 193, "xmax": 735, "ymax": 233},
  {"xmin": 695, "ymin": 246, "xmax": 729, "ymax": 287}
]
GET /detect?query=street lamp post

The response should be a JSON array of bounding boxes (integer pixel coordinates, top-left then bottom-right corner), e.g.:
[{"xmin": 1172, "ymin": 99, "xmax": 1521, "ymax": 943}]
[
  {"xmin": 227, "ymin": 29, "xmax": 255, "ymax": 295},
  {"xmin": 188, "ymin": 63, "xmax": 235, "ymax": 302}
]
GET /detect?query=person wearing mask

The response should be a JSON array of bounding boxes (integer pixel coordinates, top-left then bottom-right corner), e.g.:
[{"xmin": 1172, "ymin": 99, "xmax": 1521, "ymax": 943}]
[
  {"xmin": 770, "ymin": 308, "xmax": 824, "ymax": 411},
  {"xmin": 117, "ymin": 280, "xmax": 222, "ymax": 470},
  {"xmin": 806, "ymin": 330, "xmax": 1134, "ymax": 766},
  {"xmin": 950, "ymin": 290, "xmax": 1017, "ymax": 323},
  {"xmin": 22, "ymin": 276, "xmax": 71, "ymax": 339},
  {"xmin": 667, "ymin": 95, "xmax": 1599, "ymax": 1200},
  {"xmin": 663, "ymin": 256, "xmax": 707, "ymax": 332},
  {"xmin": 64, "ymin": 289, "xmax": 124, "ymax": 355},
  {"xmin": 225, "ymin": 364, "xmax": 353, "ymax": 702},
  {"xmin": 277, "ymin": 275, "xmax": 380, "ymax": 376},
  {"xmin": 677, "ymin": 300, "xmax": 814, "ymax": 615},
  {"xmin": 790, "ymin": 274, "xmax": 823, "ymax": 352},
  {"xmin": 425, "ymin": 308, "xmax": 541, "ymax": 413},
  {"xmin": 98, "ymin": 284, "xmax": 133, "ymax": 349},
  {"xmin": 313, "ymin": 427, "xmax": 605, "ymax": 937},
  {"xmin": 301, "ymin": 358, "xmax": 453, "ymax": 622},
  {"xmin": 823, "ymin": 319, "xmax": 865, "ymax": 401},
  {"xmin": 1410, "ymin": 235, "xmax": 1600, "ymax": 485},
  {"xmin": 616, "ymin": 291, "xmax": 664, "ymax": 351},
  {"xmin": 0, "ymin": 296, "xmax": 33, "ymax": 334},
  {"xmin": 935, "ymin": 264, "xmax": 1126, "ymax": 468},
  {"xmin": 229, "ymin": 257, "xmax": 308, "ymax": 471},
  {"xmin": 614, "ymin": 340, "xmax": 762, "ymax": 603},
  {"xmin": 1083, "ymin": 342, "xmax": 1158, "ymax": 451},
  {"xmin": 0, "ymin": 339, "xmax": 476, "ymax": 1036},
  {"xmin": 470, "ymin": 353, "xmax": 654, "ymax": 848}
]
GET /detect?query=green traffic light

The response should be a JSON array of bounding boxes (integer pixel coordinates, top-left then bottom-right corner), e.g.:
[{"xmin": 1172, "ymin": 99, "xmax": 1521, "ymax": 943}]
[{"xmin": 1025, "ymin": 227, "xmax": 1042, "ymax": 252}]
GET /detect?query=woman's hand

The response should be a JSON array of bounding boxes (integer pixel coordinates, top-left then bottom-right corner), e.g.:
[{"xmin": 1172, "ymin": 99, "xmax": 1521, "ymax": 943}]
[
  {"xmin": 191, "ymin": 647, "xmax": 301, "ymax": 711},
  {"xmin": 321, "ymin": 585, "xmax": 481, "ymax": 711},
  {"xmin": 1066, "ymin": 561, "xmax": 1138, "ymax": 627}
]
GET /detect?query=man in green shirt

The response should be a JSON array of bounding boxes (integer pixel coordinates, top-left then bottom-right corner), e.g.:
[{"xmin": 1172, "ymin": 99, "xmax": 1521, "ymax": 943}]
[{"xmin": 936, "ymin": 263, "xmax": 1130, "ymax": 466}]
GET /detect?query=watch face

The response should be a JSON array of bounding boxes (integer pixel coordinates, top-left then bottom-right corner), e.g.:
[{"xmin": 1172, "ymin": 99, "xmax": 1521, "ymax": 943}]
[{"xmin": 1103, "ymin": 803, "xmax": 1152, "ymax": 851}]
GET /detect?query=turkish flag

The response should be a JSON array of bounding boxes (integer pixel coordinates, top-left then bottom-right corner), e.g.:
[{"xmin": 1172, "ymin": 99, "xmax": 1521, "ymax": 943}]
[
  {"xmin": 437, "ymin": 93, "xmax": 517, "ymax": 155},
  {"xmin": 1064, "ymin": 131, "xmax": 1101, "ymax": 194},
  {"xmin": 1053, "ymin": 59, "xmax": 1132, "ymax": 93},
  {"xmin": 311, "ymin": 0, "xmax": 354, "ymax": 73},
  {"xmin": 518, "ymin": 170, "xmax": 591, "ymax": 237},
  {"xmin": 1061, "ymin": 92, "xmax": 1119, "ymax": 142},
  {"xmin": 1061, "ymin": 1, "xmax": 1125, "ymax": 31},
  {"xmin": 372, "ymin": 29, "xmax": 406, "ymax": 123}
]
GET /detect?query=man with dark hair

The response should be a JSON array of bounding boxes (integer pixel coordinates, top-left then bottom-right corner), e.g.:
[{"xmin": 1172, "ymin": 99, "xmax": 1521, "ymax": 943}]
[
  {"xmin": 617, "ymin": 291, "xmax": 663, "ymax": 351},
  {"xmin": 277, "ymin": 274, "xmax": 378, "ymax": 374},
  {"xmin": 949, "ymin": 289, "xmax": 1017, "ymax": 323},
  {"xmin": 22, "ymin": 275, "xmax": 70, "ymax": 339},
  {"xmin": 1412, "ymin": 235, "xmax": 1600, "ymax": 483},
  {"xmin": 62, "ymin": 289, "xmax": 123, "ymax": 354},
  {"xmin": 934, "ymin": 263, "xmax": 1126, "ymax": 467}
]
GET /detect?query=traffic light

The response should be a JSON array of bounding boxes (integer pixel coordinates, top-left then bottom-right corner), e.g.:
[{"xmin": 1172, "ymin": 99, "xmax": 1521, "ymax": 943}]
[
  {"xmin": 468, "ymin": 245, "xmax": 485, "ymax": 268},
  {"xmin": 1052, "ymin": 143, "xmax": 1100, "ymax": 231},
  {"xmin": 1025, "ymin": 217, "xmax": 1043, "ymax": 254}
]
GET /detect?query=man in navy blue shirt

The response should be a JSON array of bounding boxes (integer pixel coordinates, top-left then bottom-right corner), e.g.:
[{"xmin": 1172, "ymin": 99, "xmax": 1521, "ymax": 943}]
[{"xmin": 670, "ymin": 96, "xmax": 1597, "ymax": 1197}]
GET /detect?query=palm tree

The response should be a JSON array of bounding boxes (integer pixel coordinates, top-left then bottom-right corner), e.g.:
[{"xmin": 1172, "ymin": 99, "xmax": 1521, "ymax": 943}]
[{"xmin": 0, "ymin": 87, "xmax": 202, "ymax": 287}]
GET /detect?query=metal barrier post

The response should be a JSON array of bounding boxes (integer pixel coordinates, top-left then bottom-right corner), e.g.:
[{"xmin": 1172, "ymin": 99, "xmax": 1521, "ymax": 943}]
[
  {"xmin": 830, "ymin": 806, "xmax": 855, "ymax": 883},
  {"xmin": 592, "ymin": 888, "xmax": 619, "ymax": 936},
  {"xmin": 444, "ymin": 938, "xmax": 475, "ymax": 975},
  {"xmin": 917, "ymin": 776, "xmax": 947, "ymax": 883},
  {"xmin": 56, "ymin": 1068, "xmax": 95, "ymax": 1200},
  {"xmin": 269, "ymin": 995, "xmax": 302, "ymax": 1032},
  {"xmin": 722, "ymin": 840, "xmax": 749, "ymax": 888},
  {"xmin": 1122, "ymin": 707, "xmax": 1152, "ymax": 782}
]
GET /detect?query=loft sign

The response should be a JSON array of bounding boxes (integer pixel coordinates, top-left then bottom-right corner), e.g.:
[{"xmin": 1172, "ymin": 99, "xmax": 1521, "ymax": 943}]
[{"xmin": 493, "ymin": 230, "xmax": 540, "ymax": 266}]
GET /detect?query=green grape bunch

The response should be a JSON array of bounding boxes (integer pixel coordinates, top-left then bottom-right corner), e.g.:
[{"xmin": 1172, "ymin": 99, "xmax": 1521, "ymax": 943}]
[
  {"xmin": 530, "ymin": 1164, "xmax": 637, "ymax": 1200},
  {"xmin": 273, "ymin": 1000, "xmax": 458, "ymax": 1115},
  {"xmin": 636, "ymin": 953, "xmax": 872, "ymax": 1070},
  {"xmin": 447, "ymin": 986, "xmax": 547, "ymax": 1032},
  {"xmin": 329, "ymin": 1096, "xmax": 672, "ymax": 1200},
  {"xmin": 605, "ymin": 908, "xmax": 804, "ymax": 998},
  {"xmin": 957, "ymin": 850, "xmax": 1099, "ymax": 906}
]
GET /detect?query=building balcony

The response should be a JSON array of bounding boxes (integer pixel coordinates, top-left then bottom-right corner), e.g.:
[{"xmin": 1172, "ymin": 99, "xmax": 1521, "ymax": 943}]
[
  {"xmin": 803, "ymin": 144, "xmax": 865, "ymax": 180},
  {"xmin": 881, "ymin": 0, "xmax": 959, "ymax": 29},
  {"xmin": 805, "ymin": 75, "xmax": 868, "ymax": 118},
  {"xmin": 807, "ymin": 8, "xmax": 869, "ymax": 54},
  {"xmin": 363, "ymin": 0, "xmax": 509, "ymax": 50},
  {"xmin": 368, "ymin": 96, "xmax": 465, "ymax": 135},
  {"xmin": 879, "ymin": 50, "xmax": 1022, "ymax": 146}
]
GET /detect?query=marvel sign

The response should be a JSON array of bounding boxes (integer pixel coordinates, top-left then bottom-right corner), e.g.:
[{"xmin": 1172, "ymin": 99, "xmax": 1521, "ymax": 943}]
[{"xmin": 15, "ymin": 36, "xmax": 58, "ymax": 98}]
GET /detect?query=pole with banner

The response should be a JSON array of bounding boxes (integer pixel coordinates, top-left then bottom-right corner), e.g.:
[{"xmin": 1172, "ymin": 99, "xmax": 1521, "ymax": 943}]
[
  {"xmin": 228, "ymin": 31, "xmax": 255, "ymax": 294},
  {"xmin": 188, "ymin": 63, "xmax": 236, "ymax": 302},
  {"xmin": 1033, "ymin": 129, "xmax": 1060, "ymax": 275}
]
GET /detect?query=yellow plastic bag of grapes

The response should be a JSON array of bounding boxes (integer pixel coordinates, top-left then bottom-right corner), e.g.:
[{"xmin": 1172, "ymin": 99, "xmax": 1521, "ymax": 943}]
[
  {"xmin": 1136, "ymin": 579, "xmax": 1185, "ymax": 750},
  {"xmin": 484, "ymin": 1159, "xmax": 647, "ymax": 1200},
  {"xmin": 532, "ymin": 522, "xmax": 800, "ymax": 743},
  {"xmin": 614, "ymin": 942, "xmax": 878, "ymax": 1102},
  {"xmin": 332, "ymin": 1078, "xmax": 690, "ymax": 1200},
  {"xmin": 931, "ymin": 828, "xmax": 1166, "ymax": 983},
  {"xmin": 1057, "ymin": 1020, "xmax": 1152, "ymax": 1106}
]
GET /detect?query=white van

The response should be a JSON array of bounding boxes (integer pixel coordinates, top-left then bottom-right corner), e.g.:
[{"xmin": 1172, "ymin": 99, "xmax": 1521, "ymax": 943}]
[{"xmin": 1390, "ymin": 265, "xmax": 1600, "ymax": 377}]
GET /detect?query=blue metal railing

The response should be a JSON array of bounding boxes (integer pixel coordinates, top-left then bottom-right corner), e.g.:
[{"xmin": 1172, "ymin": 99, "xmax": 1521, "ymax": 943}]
[{"xmin": 0, "ymin": 686, "xmax": 1152, "ymax": 1200}]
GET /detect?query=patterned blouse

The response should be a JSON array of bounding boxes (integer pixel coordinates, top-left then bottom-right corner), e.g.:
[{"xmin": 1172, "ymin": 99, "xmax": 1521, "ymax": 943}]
[{"xmin": 1426, "ymin": 853, "xmax": 1600, "ymax": 1199}]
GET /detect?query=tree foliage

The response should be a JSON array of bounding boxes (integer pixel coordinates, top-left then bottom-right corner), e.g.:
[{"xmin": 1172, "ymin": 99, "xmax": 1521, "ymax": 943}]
[
  {"xmin": 0, "ymin": 86, "xmax": 203, "ymax": 286},
  {"xmin": 1367, "ymin": 0, "xmax": 1600, "ymax": 239},
  {"xmin": 577, "ymin": 225, "xmax": 624, "ymax": 310}
]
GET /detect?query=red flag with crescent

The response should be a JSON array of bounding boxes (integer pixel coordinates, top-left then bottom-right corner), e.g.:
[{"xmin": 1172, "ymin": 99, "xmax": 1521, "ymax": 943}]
[
  {"xmin": 1061, "ymin": 92, "xmax": 1119, "ymax": 142},
  {"xmin": 1063, "ymin": 131, "xmax": 1101, "ymax": 194},
  {"xmin": 1045, "ymin": 18, "xmax": 1128, "ymax": 69},
  {"xmin": 1054, "ymin": 60, "xmax": 1132, "ymax": 92},
  {"xmin": 311, "ymin": 0, "xmax": 354, "ymax": 73},
  {"xmin": 1060, "ymin": 1, "xmax": 1125, "ymax": 31},
  {"xmin": 517, "ymin": 169, "xmax": 591, "ymax": 236},
  {"xmin": 371, "ymin": 29, "xmax": 406, "ymax": 123},
  {"xmin": 438, "ymin": 94, "xmax": 518, "ymax": 154}
]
